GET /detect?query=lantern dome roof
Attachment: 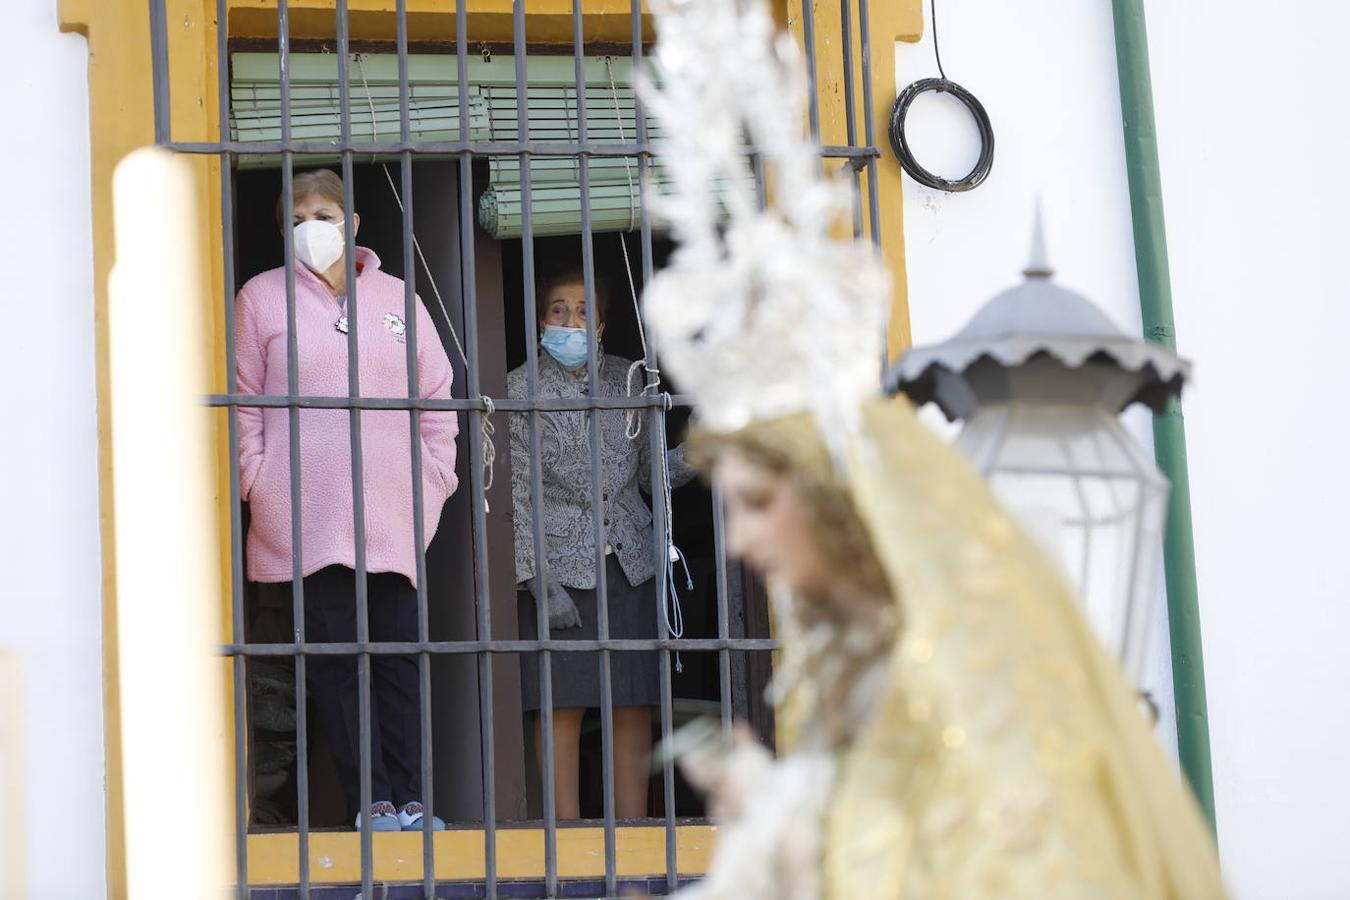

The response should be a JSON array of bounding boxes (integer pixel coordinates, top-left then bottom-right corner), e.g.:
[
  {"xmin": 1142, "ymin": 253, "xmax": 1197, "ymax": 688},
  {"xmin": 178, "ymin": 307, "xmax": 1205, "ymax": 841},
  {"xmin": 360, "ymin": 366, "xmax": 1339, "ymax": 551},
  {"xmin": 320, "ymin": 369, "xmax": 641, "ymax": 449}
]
[{"xmin": 886, "ymin": 215, "xmax": 1190, "ymax": 420}]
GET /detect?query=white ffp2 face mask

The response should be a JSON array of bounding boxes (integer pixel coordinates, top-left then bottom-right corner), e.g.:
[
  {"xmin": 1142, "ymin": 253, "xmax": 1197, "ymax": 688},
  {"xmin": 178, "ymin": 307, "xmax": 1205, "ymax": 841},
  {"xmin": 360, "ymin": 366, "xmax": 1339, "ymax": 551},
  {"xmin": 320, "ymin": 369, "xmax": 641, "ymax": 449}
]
[{"xmin": 292, "ymin": 219, "xmax": 345, "ymax": 274}]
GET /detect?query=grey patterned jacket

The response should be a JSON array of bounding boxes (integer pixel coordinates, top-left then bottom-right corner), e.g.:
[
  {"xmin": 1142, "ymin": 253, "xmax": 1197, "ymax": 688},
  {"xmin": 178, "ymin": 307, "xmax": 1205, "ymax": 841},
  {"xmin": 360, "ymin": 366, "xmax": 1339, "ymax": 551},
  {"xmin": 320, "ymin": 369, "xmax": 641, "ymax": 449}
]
[{"xmin": 508, "ymin": 350, "xmax": 695, "ymax": 590}]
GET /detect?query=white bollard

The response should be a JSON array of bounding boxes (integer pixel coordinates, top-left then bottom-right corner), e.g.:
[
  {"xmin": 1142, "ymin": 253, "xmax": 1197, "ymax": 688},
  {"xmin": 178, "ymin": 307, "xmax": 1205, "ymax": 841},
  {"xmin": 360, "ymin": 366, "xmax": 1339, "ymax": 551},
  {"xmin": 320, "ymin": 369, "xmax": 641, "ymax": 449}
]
[{"xmin": 109, "ymin": 146, "xmax": 232, "ymax": 898}]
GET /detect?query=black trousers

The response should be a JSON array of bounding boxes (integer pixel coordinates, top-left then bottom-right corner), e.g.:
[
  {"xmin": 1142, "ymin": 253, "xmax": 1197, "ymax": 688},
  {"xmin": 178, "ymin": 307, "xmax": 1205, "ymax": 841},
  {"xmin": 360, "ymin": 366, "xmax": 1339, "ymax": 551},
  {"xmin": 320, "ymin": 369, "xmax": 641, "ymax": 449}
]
[{"xmin": 263, "ymin": 566, "xmax": 423, "ymax": 815}]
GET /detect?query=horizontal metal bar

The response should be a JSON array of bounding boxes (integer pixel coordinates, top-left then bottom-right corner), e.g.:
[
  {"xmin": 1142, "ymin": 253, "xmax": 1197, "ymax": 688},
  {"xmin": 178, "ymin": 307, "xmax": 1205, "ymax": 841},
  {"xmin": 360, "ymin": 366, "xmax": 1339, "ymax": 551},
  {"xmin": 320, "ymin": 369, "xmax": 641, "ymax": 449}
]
[
  {"xmin": 168, "ymin": 138, "xmax": 878, "ymax": 160},
  {"xmin": 224, "ymin": 638, "xmax": 779, "ymax": 656},
  {"xmin": 178, "ymin": 139, "xmax": 652, "ymax": 157},
  {"xmin": 208, "ymin": 393, "xmax": 692, "ymax": 412}
]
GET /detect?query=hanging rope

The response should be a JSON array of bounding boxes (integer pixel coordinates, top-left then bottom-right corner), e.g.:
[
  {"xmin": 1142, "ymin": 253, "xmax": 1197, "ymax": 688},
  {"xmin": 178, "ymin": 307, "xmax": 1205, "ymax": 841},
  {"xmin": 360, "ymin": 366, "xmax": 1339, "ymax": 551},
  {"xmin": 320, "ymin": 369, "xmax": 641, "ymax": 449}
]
[
  {"xmin": 887, "ymin": 0, "xmax": 994, "ymax": 192},
  {"xmin": 355, "ymin": 53, "xmax": 498, "ymax": 500},
  {"xmin": 930, "ymin": 0, "xmax": 949, "ymax": 81},
  {"xmin": 480, "ymin": 394, "xmax": 497, "ymax": 502}
]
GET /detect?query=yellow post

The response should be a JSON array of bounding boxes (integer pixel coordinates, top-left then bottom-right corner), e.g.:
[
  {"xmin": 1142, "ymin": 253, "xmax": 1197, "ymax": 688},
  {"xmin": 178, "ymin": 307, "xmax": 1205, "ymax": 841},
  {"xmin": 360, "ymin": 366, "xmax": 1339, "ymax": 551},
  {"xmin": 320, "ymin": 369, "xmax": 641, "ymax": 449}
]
[
  {"xmin": 57, "ymin": 3, "xmax": 225, "ymax": 892},
  {"xmin": 108, "ymin": 147, "xmax": 232, "ymax": 897},
  {"xmin": 782, "ymin": 0, "xmax": 923, "ymax": 358}
]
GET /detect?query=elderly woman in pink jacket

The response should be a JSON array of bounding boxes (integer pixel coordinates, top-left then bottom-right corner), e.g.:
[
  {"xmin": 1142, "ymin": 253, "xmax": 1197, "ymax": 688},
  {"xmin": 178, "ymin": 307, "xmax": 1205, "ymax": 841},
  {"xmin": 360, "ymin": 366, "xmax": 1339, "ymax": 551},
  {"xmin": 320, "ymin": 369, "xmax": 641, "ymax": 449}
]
[{"xmin": 235, "ymin": 169, "xmax": 458, "ymax": 832}]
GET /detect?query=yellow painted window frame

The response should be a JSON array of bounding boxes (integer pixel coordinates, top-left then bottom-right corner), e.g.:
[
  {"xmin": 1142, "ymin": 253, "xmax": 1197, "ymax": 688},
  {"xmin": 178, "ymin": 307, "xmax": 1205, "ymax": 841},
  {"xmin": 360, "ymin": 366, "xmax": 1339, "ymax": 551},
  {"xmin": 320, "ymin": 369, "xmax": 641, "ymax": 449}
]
[{"xmin": 56, "ymin": 0, "xmax": 920, "ymax": 894}]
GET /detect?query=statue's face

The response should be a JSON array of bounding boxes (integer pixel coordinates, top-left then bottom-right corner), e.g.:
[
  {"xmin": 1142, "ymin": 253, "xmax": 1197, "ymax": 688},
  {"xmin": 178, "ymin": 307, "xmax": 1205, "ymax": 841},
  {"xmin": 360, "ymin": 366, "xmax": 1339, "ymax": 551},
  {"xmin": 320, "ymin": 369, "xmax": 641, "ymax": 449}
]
[{"xmin": 714, "ymin": 447, "xmax": 832, "ymax": 595}]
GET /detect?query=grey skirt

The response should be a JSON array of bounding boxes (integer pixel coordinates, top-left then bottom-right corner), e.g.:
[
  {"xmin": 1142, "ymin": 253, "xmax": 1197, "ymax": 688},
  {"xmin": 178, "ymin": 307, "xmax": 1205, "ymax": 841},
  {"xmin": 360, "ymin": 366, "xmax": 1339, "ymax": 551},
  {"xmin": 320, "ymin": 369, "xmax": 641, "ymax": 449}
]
[{"xmin": 518, "ymin": 556, "xmax": 661, "ymax": 711}]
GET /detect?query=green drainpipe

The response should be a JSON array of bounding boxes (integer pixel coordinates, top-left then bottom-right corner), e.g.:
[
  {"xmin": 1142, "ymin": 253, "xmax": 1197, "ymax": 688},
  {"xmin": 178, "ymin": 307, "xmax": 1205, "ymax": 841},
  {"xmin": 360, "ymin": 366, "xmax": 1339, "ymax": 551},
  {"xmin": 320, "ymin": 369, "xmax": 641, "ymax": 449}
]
[{"xmin": 1110, "ymin": 0, "xmax": 1217, "ymax": 833}]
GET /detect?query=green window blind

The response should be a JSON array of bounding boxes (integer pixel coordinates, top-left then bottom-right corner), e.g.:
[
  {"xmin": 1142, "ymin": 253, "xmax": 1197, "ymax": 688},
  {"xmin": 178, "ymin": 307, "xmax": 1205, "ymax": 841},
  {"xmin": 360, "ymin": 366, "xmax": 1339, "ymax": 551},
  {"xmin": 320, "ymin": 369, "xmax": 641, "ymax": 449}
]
[
  {"xmin": 229, "ymin": 52, "xmax": 665, "ymax": 238},
  {"xmin": 229, "ymin": 52, "xmax": 492, "ymax": 167}
]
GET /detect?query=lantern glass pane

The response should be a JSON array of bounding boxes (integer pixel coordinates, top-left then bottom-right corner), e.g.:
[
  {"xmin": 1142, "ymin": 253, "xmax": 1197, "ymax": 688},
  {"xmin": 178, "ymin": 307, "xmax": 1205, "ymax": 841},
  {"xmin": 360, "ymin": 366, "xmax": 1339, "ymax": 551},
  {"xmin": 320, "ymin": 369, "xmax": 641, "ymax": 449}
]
[{"xmin": 958, "ymin": 403, "xmax": 1169, "ymax": 678}]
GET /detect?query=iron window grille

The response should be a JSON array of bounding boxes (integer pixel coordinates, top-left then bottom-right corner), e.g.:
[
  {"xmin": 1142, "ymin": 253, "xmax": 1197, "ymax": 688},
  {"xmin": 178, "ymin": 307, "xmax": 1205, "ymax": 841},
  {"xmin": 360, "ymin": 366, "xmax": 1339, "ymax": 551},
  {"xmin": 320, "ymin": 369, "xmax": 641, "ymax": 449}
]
[{"xmin": 147, "ymin": 0, "xmax": 883, "ymax": 896}]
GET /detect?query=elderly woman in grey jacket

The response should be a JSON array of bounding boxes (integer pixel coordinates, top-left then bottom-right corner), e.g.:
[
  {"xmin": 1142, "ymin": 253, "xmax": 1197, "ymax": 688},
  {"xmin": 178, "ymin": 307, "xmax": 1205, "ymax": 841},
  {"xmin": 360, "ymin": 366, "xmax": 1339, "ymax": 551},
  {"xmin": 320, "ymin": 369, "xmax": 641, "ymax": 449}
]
[{"xmin": 508, "ymin": 267, "xmax": 693, "ymax": 820}]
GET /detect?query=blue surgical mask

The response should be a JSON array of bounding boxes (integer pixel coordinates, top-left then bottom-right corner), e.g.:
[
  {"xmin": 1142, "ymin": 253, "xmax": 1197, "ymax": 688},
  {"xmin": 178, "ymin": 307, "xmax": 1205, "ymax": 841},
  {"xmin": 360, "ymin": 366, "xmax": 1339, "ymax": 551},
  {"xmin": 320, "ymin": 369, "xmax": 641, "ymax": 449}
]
[{"xmin": 540, "ymin": 325, "xmax": 591, "ymax": 370}]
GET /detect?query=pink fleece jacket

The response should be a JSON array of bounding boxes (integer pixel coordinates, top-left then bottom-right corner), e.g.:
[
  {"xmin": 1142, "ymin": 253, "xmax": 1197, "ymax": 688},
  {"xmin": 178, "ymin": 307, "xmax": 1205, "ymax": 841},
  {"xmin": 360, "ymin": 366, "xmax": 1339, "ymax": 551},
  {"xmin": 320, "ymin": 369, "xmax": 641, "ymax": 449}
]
[{"xmin": 235, "ymin": 247, "xmax": 459, "ymax": 586}]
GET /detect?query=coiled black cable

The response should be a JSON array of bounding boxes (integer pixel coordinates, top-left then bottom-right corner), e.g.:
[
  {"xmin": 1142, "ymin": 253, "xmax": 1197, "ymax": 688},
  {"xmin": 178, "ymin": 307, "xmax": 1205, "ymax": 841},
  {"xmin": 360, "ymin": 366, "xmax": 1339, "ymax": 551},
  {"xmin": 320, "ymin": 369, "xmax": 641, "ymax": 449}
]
[{"xmin": 888, "ymin": 0, "xmax": 994, "ymax": 192}]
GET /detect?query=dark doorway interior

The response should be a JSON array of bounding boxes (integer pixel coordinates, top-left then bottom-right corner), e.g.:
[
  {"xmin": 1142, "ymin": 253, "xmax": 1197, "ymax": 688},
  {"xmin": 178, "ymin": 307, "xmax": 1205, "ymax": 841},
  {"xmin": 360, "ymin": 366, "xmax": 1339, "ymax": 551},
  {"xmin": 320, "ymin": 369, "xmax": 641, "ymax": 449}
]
[
  {"xmin": 499, "ymin": 234, "xmax": 775, "ymax": 821},
  {"xmin": 229, "ymin": 164, "xmax": 771, "ymax": 830}
]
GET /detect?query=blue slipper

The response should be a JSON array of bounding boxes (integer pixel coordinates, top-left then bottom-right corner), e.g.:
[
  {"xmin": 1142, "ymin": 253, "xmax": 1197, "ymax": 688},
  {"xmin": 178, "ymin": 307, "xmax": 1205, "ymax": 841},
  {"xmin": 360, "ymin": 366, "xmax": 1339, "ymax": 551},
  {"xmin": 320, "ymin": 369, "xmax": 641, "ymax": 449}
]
[
  {"xmin": 355, "ymin": 800, "xmax": 402, "ymax": 832},
  {"xmin": 397, "ymin": 801, "xmax": 446, "ymax": 831}
]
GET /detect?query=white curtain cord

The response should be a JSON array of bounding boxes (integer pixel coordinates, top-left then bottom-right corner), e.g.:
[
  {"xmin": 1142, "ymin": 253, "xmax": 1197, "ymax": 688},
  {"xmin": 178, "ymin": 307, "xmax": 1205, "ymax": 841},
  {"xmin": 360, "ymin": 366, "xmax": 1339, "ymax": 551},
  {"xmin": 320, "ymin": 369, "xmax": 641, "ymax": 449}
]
[
  {"xmin": 480, "ymin": 395, "xmax": 497, "ymax": 499},
  {"xmin": 603, "ymin": 55, "xmax": 641, "ymax": 234},
  {"xmin": 354, "ymin": 54, "xmax": 470, "ymax": 370},
  {"xmin": 657, "ymin": 398, "xmax": 689, "ymax": 673},
  {"xmin": 602, "ymin": 56, "xmax": 661, "ymax": 442},
  {"xmin": 624, "ymin": 356, "xmax": 663, "ymax": 441},
  {"xmin": 602, "ymin": 57, "xmax": 689, "ymax": 659}
]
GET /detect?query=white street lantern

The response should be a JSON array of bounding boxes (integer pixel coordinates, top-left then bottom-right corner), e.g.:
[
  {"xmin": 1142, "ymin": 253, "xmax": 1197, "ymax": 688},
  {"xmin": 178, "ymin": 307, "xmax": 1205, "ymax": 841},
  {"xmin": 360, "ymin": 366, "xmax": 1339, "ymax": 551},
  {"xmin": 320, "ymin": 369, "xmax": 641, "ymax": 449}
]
[{"xmin": 885, "ymin": 222, "xmax": 1189, "ymax": 687}]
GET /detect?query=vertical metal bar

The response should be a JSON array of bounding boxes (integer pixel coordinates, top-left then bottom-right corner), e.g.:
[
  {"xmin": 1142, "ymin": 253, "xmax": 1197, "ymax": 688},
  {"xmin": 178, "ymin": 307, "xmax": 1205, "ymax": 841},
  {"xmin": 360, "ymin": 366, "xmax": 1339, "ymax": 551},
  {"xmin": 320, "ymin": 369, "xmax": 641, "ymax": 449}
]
[
  {"xmin": 800, "ymin": 0, "xmax": 821, "ymax": 143},
  {"xmin": 631, "ymin": 3, "xmax": 656, "ymax": 292},
  {"xmin": 653, "ymin": 436, "xmax": 677, "ymax": 892},
  {"xmin": 148, "ymin": 0, "xmax": 171, "ymax": 143},
  {"xmin": 454, "ymin": 0, "xmax": 501, "ymax": 890},
  {"xmin": 839, "ymin": 0, "xmax": 864, "ymax": 237},
  {"xmin": 857, "ymin": 0, "xmax": 883, "ymax": 246},
  {"xmin": 277, "ymin": 4, "xmax": 312, "ymax": 896},
  {"xmin": 334, "ymin": 6, "xmax": 374, "ymax": 896},
  {"xmin": 512, "ymin": 5, "xmax": 558, "ymax": 895},
  {"xmin": 571, "ymin": 6, "xmax": 618, "ymax": 896},
  {"xmin": 392, "ymin": 2, "xmax": 438, "ymax": 893},
  {"xmin": 631, "ymin": 7, "xmax": 677, "ymax": 887},
  {"xmin": 216, "ymin": 1, "xmax": 247, "ymax": 894},
  {"xmin": 712, "ymin": 488, "xmax": 732, "ymax": 736}
]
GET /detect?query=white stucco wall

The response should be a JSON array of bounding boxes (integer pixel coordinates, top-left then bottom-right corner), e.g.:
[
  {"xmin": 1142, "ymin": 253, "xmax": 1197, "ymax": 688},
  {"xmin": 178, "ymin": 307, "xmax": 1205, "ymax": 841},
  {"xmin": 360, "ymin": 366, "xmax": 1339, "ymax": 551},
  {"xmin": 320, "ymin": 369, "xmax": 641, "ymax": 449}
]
[
  {"xmin": 0, "ymin": 1, "xmax": 105, "ymax": 897},
  {"xmin": 895, "ymin": 1, "xmax": 1350, "ymax": 897},
  {"xmin": 1142, "ymin": 2, "xmax": 1350, "ymax": 897}
]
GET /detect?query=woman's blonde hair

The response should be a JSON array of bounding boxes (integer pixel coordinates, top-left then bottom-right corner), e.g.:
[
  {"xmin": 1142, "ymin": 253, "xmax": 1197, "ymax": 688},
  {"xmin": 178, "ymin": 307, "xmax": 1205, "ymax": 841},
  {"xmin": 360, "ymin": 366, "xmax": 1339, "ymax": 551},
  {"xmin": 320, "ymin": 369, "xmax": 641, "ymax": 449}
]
[
  {"xmin": 688, "ymin": 417, "xmax": 890, "ymax": 601},
  {"xmin": 274, "ymin": 168, "xmax": 346, "ymax": 226},
  {"xmin": 693, "ymin": 417, "xmax": 899, "ymax": 751}
]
